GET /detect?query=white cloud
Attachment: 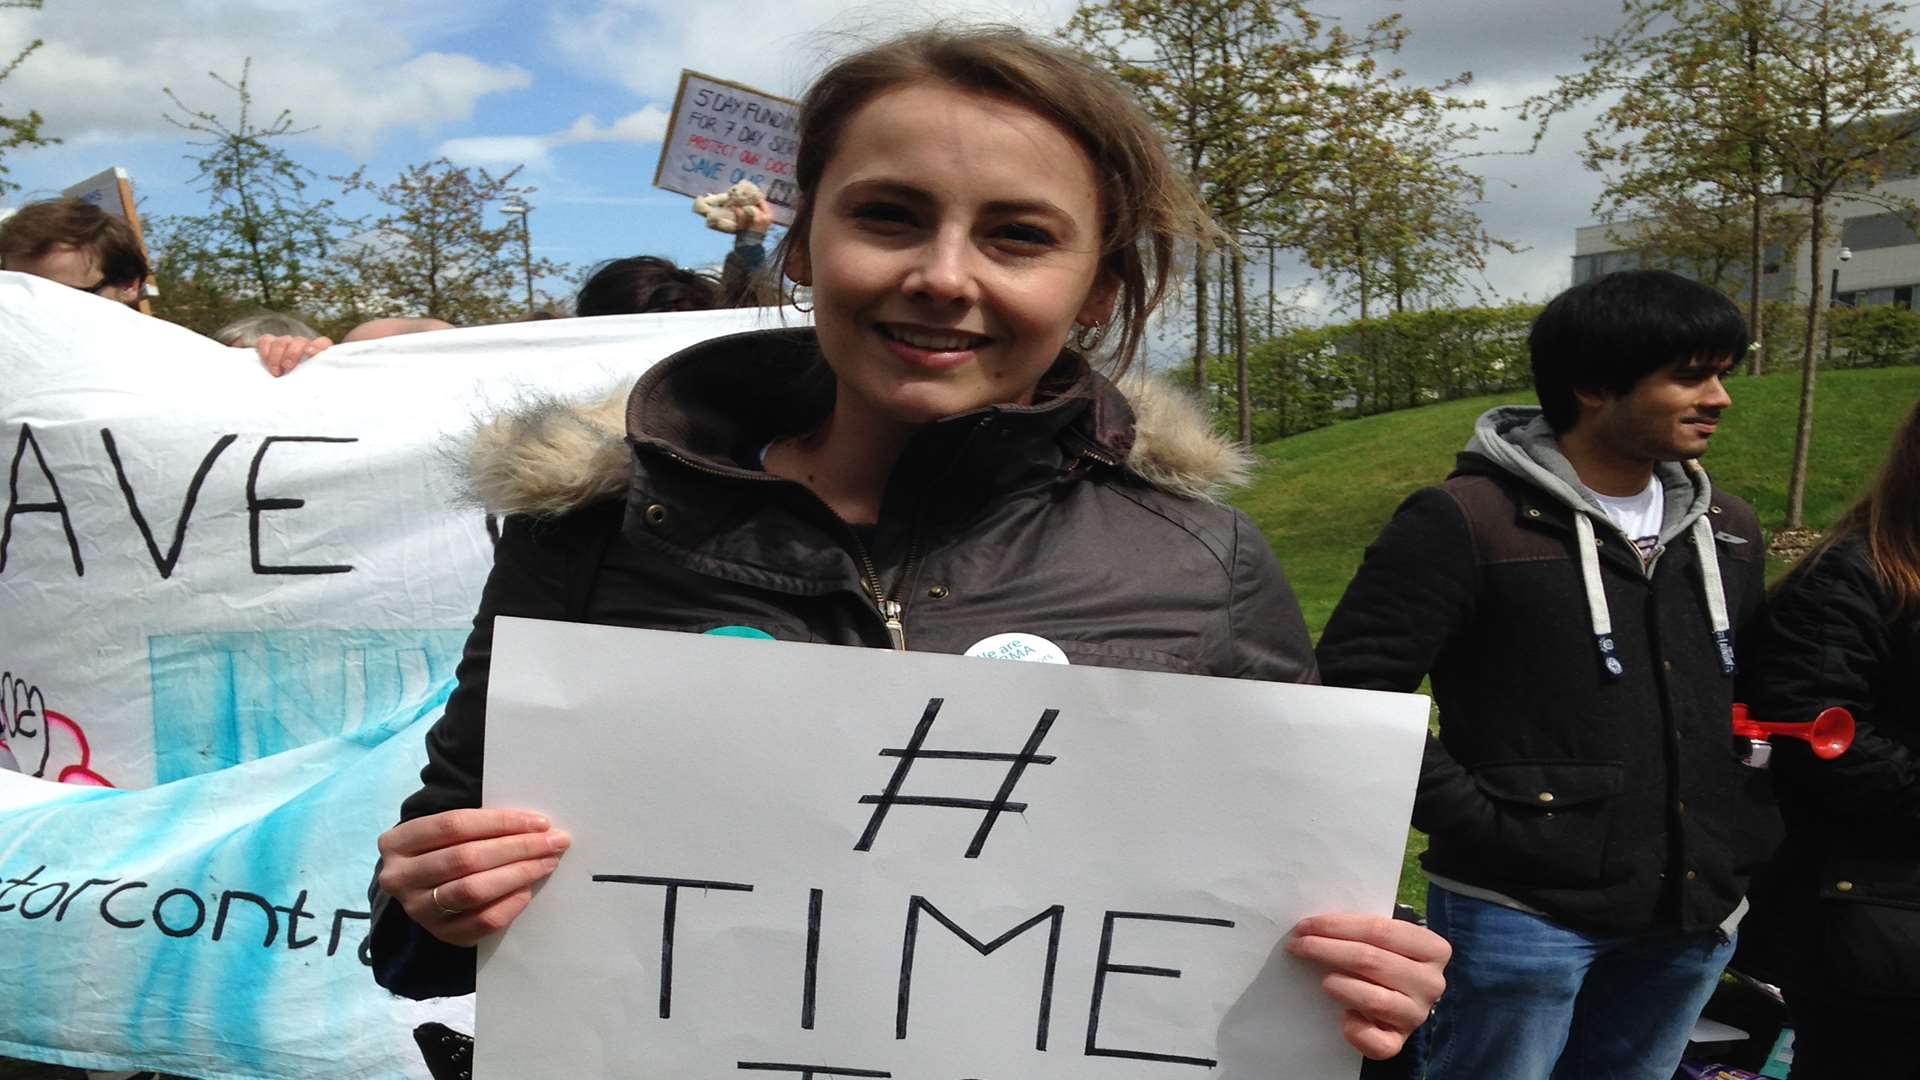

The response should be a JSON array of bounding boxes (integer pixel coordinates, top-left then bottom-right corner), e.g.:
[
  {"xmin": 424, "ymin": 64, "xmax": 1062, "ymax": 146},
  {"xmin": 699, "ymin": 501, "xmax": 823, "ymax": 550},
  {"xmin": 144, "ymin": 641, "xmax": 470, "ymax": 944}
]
[
  {"xmin": 543, "ymin": 0, "xmax": 1083, "ymax": 103},
  {"xmin": 0, "ymin": 2, "xmax": 530, "ymax": 156},
  {"xmin": 438, "ymin": 106, "xmax": 670, "ymax": 170}
]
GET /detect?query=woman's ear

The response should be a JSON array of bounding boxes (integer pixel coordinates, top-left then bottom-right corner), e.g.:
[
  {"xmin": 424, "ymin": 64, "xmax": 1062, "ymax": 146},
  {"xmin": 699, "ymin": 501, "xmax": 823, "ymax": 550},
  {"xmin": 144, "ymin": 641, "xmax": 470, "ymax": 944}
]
[
  {"xmin": 783, "ymin": 239, "xmax": 812, "ymax": 287},
  {"xmin": 1076, "ymin": 271, "xmax": 1119, "ymax": 326}
]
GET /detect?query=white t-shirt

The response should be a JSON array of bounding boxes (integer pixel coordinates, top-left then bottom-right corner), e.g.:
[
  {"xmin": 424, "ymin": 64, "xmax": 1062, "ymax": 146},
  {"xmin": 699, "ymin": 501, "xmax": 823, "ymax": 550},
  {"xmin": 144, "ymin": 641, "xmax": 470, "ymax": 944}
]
[{"xmin": 1584, "ymin": 475, "xmax": 1664, "ymax": 564}]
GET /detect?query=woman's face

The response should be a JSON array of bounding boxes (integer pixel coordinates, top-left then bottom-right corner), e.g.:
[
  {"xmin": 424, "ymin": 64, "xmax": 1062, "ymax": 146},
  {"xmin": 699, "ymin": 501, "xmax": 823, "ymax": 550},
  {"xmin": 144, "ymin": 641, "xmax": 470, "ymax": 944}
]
[{"xmin": 785, "ymin": 83, "xmax": 1115, "ymax": 430}]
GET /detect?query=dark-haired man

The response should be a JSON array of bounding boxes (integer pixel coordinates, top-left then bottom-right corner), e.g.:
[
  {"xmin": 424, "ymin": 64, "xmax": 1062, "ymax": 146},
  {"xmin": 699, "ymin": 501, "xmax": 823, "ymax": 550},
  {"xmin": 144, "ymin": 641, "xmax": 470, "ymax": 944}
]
[
  {"xmin": 0, "ymin": 198, "xmax": 149, "ymax": 307},
  {"xmin": 1316, "ymin": 269, "xmax": 1773, "ymax": 1079}
]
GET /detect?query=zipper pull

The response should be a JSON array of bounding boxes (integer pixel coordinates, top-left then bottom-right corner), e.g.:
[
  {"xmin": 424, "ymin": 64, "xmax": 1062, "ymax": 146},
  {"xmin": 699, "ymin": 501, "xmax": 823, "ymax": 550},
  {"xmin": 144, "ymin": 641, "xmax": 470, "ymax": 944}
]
[{"xmin": 879, "ymin": 598, "xmax": 907, "ymax": 651}]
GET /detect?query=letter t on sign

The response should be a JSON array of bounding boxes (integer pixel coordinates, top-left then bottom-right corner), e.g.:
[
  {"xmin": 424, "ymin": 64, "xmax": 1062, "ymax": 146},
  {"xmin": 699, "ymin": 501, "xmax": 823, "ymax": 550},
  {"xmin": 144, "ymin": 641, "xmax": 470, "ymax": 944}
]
[{"xmin": 594, "ymin": 874, "xmax": 754, "ymax": 1018}]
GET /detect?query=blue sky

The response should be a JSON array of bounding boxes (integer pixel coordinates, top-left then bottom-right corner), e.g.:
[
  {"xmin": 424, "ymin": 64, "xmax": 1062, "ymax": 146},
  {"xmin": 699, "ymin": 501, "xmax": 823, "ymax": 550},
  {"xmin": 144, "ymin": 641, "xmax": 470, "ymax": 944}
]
[{"xmin": 1, "ymin": 0, "xmax": 1753, "ymax": 361}]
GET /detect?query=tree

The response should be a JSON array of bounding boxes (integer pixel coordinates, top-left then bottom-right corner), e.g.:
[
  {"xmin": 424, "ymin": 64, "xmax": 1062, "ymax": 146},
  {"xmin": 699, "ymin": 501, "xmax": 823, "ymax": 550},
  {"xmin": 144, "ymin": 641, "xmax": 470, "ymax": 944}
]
[
  {"xmin": 150, "ymin": 59, "xmax": 339, "ymax": 328},
  {"xmin": 1289, "ymin": 72, "xmax": 1512, "ymax": 310},
  {"xmin": 1064, "ymin": 0, "xmax": 1408, "ymax": 442},
  {"xmin": 1763, "ymin": 0, "xmax": 1920, "ymax": 527},
  {"xmin": 1525, "ymin": 0, "xmax": 1803, "ymax": 376},
  {"xmin": 331, "ymin": 158, "xmax": 563, "ymax": 327},
  {"xmin": 0, "ymin": 0, "xmax": 55, "ymax": 196},
  {"xmin": 1611, "ymin": 180, "xmax": 1800, "ymax": 296}
]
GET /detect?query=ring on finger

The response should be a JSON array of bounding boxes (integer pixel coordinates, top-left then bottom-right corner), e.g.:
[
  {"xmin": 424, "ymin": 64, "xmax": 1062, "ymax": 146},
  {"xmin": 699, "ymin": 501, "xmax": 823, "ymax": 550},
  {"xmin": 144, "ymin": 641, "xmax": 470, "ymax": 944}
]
[{"xmin": 431, "ymin": 884, "xmax": 464, "ymax": 918}]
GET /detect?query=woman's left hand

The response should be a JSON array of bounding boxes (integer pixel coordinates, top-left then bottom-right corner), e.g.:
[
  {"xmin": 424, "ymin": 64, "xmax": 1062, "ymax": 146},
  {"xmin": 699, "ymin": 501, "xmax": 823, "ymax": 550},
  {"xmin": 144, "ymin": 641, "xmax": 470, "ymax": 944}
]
[{"xmin": 1285, "ymin": 913, "xmax": 1450, "ymax": 1060}]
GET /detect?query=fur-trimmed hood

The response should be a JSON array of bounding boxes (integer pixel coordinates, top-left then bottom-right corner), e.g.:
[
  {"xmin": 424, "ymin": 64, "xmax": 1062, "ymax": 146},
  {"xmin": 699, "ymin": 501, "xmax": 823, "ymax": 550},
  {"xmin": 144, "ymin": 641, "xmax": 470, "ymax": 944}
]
[{"xmin": 459, "ymin": 360, "xmax": 1250, "ymax": 518}]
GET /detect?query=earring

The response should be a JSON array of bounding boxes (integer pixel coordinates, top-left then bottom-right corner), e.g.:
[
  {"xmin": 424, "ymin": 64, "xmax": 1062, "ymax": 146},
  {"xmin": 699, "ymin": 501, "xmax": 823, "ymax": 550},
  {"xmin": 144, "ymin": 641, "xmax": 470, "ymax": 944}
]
[
  {"xmin": 1073, "ymin": 322, "xmax": 1107, "ymax": 352},
  {"xmin": 789, "ymin": 287, "xmax": 813, "ymax": 314}
]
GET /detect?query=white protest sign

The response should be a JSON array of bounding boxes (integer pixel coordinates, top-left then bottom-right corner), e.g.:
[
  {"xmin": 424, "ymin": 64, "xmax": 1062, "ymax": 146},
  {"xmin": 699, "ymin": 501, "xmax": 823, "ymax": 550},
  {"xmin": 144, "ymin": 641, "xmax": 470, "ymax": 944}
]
[
  {"xmin": 478, "ymin": 619, "xmax": 1428, "ymax": 1079},
  {"xmin": 0, "ymin": 275, "xmax": 805, "ymax": 1078},
  {"xmin": 61, "ymin": 166, "xmax": 137, "ymax": 221},
  {"xmin": 653, "ymin": 70, "xmax": 800, "ymax": 224}
]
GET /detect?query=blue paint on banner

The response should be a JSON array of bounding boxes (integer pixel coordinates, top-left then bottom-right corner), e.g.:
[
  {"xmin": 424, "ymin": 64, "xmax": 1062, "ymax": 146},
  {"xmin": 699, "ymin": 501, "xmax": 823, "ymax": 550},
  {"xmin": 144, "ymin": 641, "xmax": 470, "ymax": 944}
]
[
  {"xmin": 148, "ymin": 629, "xmax": 466, "ymax": 782},
  {"xmin": 0, "ymin": 680, "xmax": 454, "ymax": 1079}
]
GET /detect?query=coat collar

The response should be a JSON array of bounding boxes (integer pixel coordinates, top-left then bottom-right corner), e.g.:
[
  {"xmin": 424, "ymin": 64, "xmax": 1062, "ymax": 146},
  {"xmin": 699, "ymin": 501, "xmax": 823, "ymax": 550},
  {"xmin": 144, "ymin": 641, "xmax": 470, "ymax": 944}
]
[{"xmin": 456, "ymin": 328, "xmax": 1250, "ymax": 518}]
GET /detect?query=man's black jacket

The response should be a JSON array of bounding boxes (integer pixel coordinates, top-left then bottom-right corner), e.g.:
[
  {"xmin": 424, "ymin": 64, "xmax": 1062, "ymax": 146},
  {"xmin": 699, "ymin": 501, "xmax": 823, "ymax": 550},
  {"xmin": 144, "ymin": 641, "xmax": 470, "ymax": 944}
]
[{"xmin": 1317, "ymin": 447, "xmax": 1772, "ymax": 935}]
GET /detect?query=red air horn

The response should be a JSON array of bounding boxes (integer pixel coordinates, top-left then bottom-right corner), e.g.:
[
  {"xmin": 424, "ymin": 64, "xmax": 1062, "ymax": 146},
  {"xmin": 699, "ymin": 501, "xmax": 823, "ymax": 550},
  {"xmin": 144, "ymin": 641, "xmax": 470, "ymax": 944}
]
[{"xmin": 1731, "ymin": 703, "xmax": 1855, "ymax": 768}]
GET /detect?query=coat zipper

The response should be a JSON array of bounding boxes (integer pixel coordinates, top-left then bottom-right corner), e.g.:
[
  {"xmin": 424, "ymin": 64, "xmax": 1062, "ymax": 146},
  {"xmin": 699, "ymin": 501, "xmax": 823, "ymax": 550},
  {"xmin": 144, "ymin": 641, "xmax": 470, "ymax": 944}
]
[{"xmin": 660, "ymin": 447, "xmax": 921, "ymax": 650}]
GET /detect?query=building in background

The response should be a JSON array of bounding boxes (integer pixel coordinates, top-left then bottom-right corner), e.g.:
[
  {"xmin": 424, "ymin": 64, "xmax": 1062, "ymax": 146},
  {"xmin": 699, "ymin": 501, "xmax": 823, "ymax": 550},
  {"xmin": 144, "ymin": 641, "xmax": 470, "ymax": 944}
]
[{"xmin": 1572, "ymin": 172, "xmax": 1920, "ymax": 310}]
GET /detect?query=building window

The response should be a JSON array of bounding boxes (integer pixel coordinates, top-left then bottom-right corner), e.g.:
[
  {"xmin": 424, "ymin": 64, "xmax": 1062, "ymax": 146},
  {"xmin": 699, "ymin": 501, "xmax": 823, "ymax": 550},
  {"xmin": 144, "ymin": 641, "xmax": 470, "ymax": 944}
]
[{"xmin": 1841, "ymin": 211, "xmax": 1920, "ymax": 253}]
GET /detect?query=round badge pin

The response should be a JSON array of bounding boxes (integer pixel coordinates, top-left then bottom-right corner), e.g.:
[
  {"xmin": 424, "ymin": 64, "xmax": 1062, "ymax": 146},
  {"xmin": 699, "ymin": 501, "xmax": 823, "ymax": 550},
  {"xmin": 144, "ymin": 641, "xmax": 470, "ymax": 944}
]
[
  {"xmin": 964, "ymin": 632, "xmax": 1070, "ymax": 665},
  {"xmin": 704, "ymin": 625, "xmax": 776, "ymax": 640}
]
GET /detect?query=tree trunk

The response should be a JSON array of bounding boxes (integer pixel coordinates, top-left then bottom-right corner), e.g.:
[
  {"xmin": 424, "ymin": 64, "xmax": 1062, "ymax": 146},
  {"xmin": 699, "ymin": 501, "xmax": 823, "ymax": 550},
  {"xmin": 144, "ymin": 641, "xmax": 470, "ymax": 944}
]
[
  {"xmin": 1217, "ymin": 248, "xmax": 1229, "ymax": 357},
  {"xmin": 1266, "ymin": 244, "xmax": 1276, "ymax": 339},
  {"xmin": 1233, "ymin": 248, "xmax": 1250, "ymax": 445},
  {"xmin": 1746, "ymin": 188, "xmax": 1765, "ymax": 376},
  {"xmin": 1785, "ymin": 197, "xmax": 1827, "ymax": 530},
  {"xmin": 1745, "ymin": 25, "xmax": 1766, "ymax": 376},
  {"xmin": 1192, "ymin": 248, "xmax": 1210, "ymax": 393}
]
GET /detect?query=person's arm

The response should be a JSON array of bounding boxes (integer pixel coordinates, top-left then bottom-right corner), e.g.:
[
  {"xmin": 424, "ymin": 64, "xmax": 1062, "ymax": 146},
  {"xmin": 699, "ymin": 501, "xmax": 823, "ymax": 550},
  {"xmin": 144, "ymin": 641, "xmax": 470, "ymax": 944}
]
[
  {"xmin": 1223, "ymin": 508, "xmax": 1449, "ymax": 1058},
  {"xmin": 366, "ymin": 513, "xmax": 584, "ymax": 998},
  {"xmin": 1316, "ymin": 486, "xmax": 1483, "ymax": 839},
  {"xmin": 1742, "ymin": 542, "xmax": 1920, "ymax": 826},
  {"xmin": 253, "ymin": 334, "xmax": 333, "ymax": 377},
  {"xmin": 1226, "ymin": 509, "xmax": 1318, "ymax": 684},
  {"xmin": 717, "ymin": 197, "xmax": 773, "ymax": 306},
  {"xmin": 1287, "ymin": 914, "xmax": 1450, "ymax": 1059}
]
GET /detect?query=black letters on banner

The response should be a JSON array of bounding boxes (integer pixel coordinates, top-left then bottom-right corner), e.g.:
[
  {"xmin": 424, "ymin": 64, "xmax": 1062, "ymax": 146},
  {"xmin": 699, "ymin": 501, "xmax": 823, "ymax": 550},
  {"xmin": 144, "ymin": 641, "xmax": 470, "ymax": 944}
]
[
  {"xmin": 1, "ymin": 424, "xmax": 83, "ymax": 576},
  {"xmin": 594, "ymin": 874, "xmax": 755, "ymax": 1019},
  {"xmin": 737, "ymin": 1066, "xmax": 892, "ymax": 1078},
  {"xmin": 1083, "ymin": 910, "xmax": 1237, "ymax": 1068},
  {"xmin": 896, "ymin": 896, "xmax": 1064, "ymax": 1051},
  {"xmin": 246, "ymin": 436, "xmax": 358, "ymax": 575},
  {"xmin": 213, "ymin": 890, "xmax": 278, "ymax": 947},
  {"xmin": 101, "ymin": 429, "xmax": 237, "ymax": 579}
]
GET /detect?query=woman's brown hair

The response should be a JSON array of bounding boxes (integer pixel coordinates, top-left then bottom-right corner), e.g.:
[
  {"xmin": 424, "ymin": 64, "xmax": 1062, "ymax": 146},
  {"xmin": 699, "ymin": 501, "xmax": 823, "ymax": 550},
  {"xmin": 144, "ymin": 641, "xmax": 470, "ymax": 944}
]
[
  {"xmin": 1792, "ymin": 398, "xmax": 1920, "ymax": 614},
  {"xmin": 0, "ymin": 198, "xmax": 150, "ymax": 286},
  {"xmin": 771, "ymin": 25, "xmax": 1211, "ymax": 375}
]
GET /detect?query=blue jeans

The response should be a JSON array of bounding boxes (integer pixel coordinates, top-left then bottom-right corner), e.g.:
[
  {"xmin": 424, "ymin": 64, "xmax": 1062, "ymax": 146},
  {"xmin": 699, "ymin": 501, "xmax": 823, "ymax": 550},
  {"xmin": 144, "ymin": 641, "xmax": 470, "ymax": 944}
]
[{"xmin": 1424, "ymin": 884, "xmax": 1735, "ymax": 1080}]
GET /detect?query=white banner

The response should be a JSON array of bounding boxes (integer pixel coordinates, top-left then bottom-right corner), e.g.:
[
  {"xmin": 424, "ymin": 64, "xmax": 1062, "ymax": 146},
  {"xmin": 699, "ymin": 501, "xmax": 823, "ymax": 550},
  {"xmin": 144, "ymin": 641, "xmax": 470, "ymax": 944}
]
[
  {"xmin": 477, "ymin": 619, "xmax": 1428, "ymax": 1079},
  {"xmin": 0, "ymin": 272, "xmax": 800, "ymax": 1077}
]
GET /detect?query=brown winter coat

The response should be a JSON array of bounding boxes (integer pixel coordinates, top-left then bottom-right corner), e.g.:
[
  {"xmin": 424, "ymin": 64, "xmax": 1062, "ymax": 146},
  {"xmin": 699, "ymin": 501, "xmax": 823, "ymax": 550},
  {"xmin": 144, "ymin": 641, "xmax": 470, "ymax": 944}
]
[{"xmin": 368, "ymin": 328, "xmax": 1318, "ymax": 998}]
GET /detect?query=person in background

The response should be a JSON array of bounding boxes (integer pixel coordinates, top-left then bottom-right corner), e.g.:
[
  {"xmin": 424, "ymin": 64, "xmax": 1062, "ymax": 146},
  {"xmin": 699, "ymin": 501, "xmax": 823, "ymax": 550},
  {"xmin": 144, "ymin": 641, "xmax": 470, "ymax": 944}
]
[
  {"xmin": 1316, "ymin": 270, "xmax": 1772, "ymax": 1079},
  {"xmin": 250, "ymin": 316, "xmax": 457, "ymax": 376},
  {"xmin": 213, "ymin": 312, "xmax": 319, "ymax": 348},
  {"xmin": 573, "ymin": 185, "xmax": 777, "ymax": 316},
  {"xmin": 0, "ymin": 198, "xmax": 149, "ymax": 308},
  {"xmin": 366, "ymin": 24, "xmax": 1448, "ymax": 1064},
  {"xmin": 1741, "ymin": 400, "xmax": 1920, "ymax": 1078},
  {"xmin": 573, "ymin": 255, "xmax": 721, "ymax": 316}
]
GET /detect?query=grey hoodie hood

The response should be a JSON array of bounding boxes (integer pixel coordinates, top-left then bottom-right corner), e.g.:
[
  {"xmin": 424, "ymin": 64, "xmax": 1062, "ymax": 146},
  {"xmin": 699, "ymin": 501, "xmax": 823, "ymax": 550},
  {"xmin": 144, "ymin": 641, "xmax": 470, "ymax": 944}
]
[
  {"xmin": 1466, "ymin": 404, "xmax": 1715, "ymax": 552},
  {"xmin": 1463, "ymin": 404, "xmax": 1736, "ymax": 681}
]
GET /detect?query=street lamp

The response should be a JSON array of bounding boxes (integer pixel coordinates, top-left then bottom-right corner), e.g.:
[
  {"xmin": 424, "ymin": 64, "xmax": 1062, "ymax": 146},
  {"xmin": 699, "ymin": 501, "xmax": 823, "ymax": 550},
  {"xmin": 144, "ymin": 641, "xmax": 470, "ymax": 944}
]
[
  {"xmin": 1824, "ymin": 245, "xmax": 1853, "ymax": 369},
  {"xmin": 501, "ymin": 199, "xmax": 534, "ymax": 316}
]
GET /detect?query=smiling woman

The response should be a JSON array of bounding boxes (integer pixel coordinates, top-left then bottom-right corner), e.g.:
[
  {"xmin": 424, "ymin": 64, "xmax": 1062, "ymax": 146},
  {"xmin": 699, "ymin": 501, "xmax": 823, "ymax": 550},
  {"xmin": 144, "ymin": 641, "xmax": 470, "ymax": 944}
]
[{"xmin": 365, "ymin": 25, "xmax": 1451, "ymax": 1065}]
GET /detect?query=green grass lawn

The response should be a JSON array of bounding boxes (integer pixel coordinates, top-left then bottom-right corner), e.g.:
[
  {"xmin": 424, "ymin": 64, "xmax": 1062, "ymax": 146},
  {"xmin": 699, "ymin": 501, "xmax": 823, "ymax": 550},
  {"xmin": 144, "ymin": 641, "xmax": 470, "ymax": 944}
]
[{"xmin": 1227, "ymin": 365, "xmax": 1920, "ymax": 909}]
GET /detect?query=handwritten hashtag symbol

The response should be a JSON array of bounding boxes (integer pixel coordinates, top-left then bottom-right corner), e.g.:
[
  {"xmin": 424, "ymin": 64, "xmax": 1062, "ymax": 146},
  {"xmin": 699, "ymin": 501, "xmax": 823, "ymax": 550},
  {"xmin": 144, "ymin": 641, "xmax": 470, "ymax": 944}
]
[{"xmin": 854, "ymin": 698, "xmax": 1059, "ymax": 858}]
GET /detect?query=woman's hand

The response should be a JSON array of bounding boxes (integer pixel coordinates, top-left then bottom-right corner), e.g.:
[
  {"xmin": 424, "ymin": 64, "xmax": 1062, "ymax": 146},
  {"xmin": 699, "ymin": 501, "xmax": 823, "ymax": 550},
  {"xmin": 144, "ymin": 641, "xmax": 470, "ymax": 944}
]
[
  {"xmin": 252, "ymin": 333, "xmax": 333, "ymax": 377},
  {"xmin": 375, "ymin": 808, "xmax": 572, "ymax": 947},
  {"xmin": 1286, "ymin": 913, "xmax": 1450, "ymax": 1060}
]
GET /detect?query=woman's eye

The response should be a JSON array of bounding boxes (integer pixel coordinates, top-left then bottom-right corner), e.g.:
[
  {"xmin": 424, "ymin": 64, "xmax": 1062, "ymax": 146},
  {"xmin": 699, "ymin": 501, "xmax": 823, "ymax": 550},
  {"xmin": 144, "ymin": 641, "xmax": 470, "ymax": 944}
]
[
  {"xmin": 851, "ymin": 202, "xmax": 915, "ymax": 226},
  {"xmin": 998, "ymin": 223, "xmax": 1056, "ymax": 247}
]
